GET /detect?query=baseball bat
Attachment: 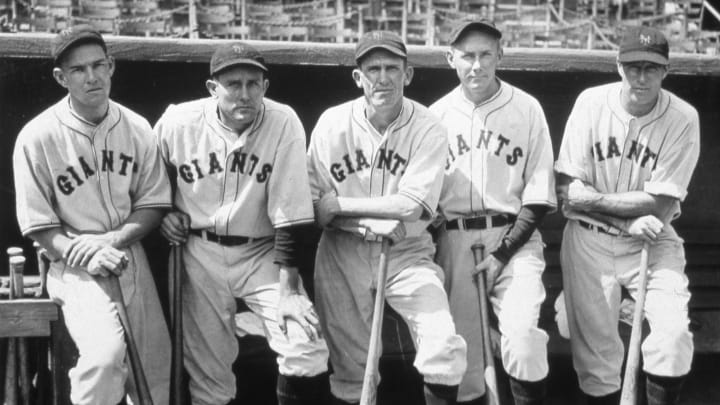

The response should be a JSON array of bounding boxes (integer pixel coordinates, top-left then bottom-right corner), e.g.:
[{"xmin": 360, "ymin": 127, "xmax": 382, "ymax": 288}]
[
  {"xmin": 97, "ymin": 275, "xmax": 154, "ymax": 405},
  {"xmin": 471, "ymin": 243, "xmax": 500, "ymax": 405},
  {"xmin": 359, "ymin": 238, "xmax": 391, "ymax": 405},
  {"xmin": 11, "ymin": 256, "xmax": 30, "ymax": 405},
  {"xmin": 4, "ymin": 250, "xmax": 23, "ymax": 405},
  {"xmin": 619, "ymin": 242, "xmax": 650, "ymax": 405},
  {"xmin": 170, "ymin": 245, "xmax": 184, "ymax": 405},
  {"xmin": 33, "ymin": 242, "xmax": 48, "ymax": 298}
]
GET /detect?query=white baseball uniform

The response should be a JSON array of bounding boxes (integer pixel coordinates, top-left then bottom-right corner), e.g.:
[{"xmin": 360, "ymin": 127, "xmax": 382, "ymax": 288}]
[
  {"xmin": 13, "ymin": 96, "xmax": 171, "ymax": 405},
  {"xmin": 555, "ymin": 82, "xmax": 700, "ymax": 396},
  {"xmin": 307, "ymin": 96, "xmax": 468, "ymax": 403},
  {"xmin": 155, "ymin": 96, "xmax": 329, "ymax": 405},
  {"xmin": 430, "ymin": 82, "xmax": 557, "ymax": 401}
]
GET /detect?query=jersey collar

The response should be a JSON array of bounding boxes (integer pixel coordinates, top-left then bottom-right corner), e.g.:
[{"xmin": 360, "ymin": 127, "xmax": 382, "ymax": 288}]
[
  {"xmin": 54, "ymin": 95, "xmax": 121, "ymax": 138},
  {"xmin": 352, "ymin": 96, "xmax": 415, "ymax": 138},
  {"xmin": 607, "ymin": 82, "xmax": 670, "ymax": 127},
  {"xmin": 451, "ymin": 79, "xmax": 509, "ymax": 116},
  {"xmin": 204, "ymin": 98, "xmax": 267, "ymax": 148}
]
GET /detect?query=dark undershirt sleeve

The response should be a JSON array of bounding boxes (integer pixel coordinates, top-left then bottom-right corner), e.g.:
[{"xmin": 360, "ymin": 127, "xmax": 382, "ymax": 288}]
[
  {"xmin": 492, "ymin": 204, "xmax": 551, "ymax": 264},
  {"xmin": 274, "ymin": 224, "xmax": 311, "ymax": 268}
]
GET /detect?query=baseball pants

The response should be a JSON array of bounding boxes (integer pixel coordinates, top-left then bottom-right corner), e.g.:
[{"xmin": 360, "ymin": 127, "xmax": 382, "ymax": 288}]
[
  {"xmin": 46, "ymin": 242, "xmax": 170, "ymax": 405},
  {"xmin": 560, "ymin": 220, "xmax": 694, "ymax": 396},
  {"xmin": 182, "ymin": 234, "xmax": 329, "ymax": 405},
  {"xmin": 314, "ymin": 230, "xmax": 468, "ymax": 403},
  {"xmin": 436, "ymin": 224, "xmax": 549, "ymax": 402}
]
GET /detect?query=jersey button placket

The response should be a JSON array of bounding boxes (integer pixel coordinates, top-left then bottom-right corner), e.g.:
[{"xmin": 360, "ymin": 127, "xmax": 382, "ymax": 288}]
[
  {"xmin": 92, "ymin": 128, "xmax": 119, "ymax": 229},
  {"xmin": 471, "ymin": 108, "xmax": 485, "ymax": 213},
  {"xmin": 617, "ymin": 118, "xmax": 638, "ymax": 193}
]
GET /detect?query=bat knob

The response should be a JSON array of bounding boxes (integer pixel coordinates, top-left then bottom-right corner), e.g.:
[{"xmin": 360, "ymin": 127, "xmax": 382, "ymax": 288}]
[{"xmin": 471, "ymin": 243, "xmax": 485, "ymax": 252}]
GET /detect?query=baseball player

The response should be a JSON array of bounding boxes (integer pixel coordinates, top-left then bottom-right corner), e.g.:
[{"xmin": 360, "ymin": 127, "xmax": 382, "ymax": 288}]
[
  {"xmin": 555, "ymin": 26, "xmax": 699, "ymax": 405},
  {"xmin": 309, "ymin": 30, "xmax": 468, "ymax": 405},
  {"xmin": 154, "ymin": 42, "xmax": 329, "ymax": 405},
  {"xmin": 430, "ymin": 20, "xmax": 556, "ymax": 405},
  {"xmin": 12, "ymin": 25, "xmax": 171, "ymax": 405}
]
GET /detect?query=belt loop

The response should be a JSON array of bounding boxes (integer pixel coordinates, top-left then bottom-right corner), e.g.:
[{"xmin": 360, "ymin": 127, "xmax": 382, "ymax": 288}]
[
  {"xmin": 201, "ymin": 230, "xmax": 208, "ymax": 242},
  {"xmin": 487, "ymin": 215, "xmax": 493, "ymax": 228},
  {"xmin": 458, "ymin": 219, "xmax": 465, "ymax": 231}
]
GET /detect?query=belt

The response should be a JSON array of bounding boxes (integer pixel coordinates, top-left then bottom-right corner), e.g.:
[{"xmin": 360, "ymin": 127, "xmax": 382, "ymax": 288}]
[
  {"xmin": 446, "ymin": 214, "xmax": 516, "ymax": 231},
  {"xmin": 190, "ymin": 229, "xmax": 252, "ymax": 246},
  {"xmin": 577, "ymin": 220, "xmax": 627, "ymax": 237}
]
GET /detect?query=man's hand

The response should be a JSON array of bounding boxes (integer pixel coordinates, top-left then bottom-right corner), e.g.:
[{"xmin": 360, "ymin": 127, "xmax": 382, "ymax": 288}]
[
  {"xmin": 64, "ymin": 233, "xmax": 117, "ymax": 267},
  {"xmin": 316, "ymin": 191, "xmax": 340, "ymax": 228},
  {"xmin": 360, "ymin": 218, "xmax": 406, "ymax": 243},
  {"xmin": 85, "ymin": 246, "xmax": 129, "ymax": 277},
  {"xmin": 277, "ymin": 292, "xmax": 322, "ymax": 341},
  {"xmin": 472, "ymin": 254, "xmax": 504, "ymax": 292},
  {"xmin": 627, "ymin": 215, "xmax": 664, "ymax": 243},
  {"xmin": 160, "ymin": 211, "xmax": 191, "ymax": 245},
  {"xmin": 566, "ymin": 179, "xmax": 602, "ymax": 211}
]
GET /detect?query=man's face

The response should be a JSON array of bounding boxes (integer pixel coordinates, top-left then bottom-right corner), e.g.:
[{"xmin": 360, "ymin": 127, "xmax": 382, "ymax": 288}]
[
  {"xmin": 618, "ymin": 61, "xmax": 667, "ymax": 110},
  {"xmin": 53, "ymin": 43, "xmax": 114, "ymax": 111},
  {"xmin": 207, "ymin": 65, "xmax": 268, "ymax": 131},
  {"xmin": 447, "ymin": 31, "xmax": 502, "ymax": 97},
  {"xmin": 353, "ymin": 49, "xmax": 413, "ymax": 111}
]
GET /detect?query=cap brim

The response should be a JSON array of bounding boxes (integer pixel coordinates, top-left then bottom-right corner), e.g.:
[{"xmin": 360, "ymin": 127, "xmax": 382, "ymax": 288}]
[
  {"xmin": 618, "ymin": 51, "xmax": 668, "ymax": 65},
  {"xmin": 355, "ymin": 45, "xmax": 407, "ymax": 62},
  {"xmin": 212, "ymin": 59, "xmax": 268, "ymax": 75},
  {"xmin": 451, "ymin": 22, "xmax": 502, "ymax": 44}
]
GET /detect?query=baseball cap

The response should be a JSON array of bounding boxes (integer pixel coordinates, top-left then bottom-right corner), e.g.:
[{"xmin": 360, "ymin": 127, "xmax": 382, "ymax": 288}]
[
  {"xmin": 51, "ymin": 24, "xmax": 106, "ymax": 64},
  {"xmin": 449, "ymin": 19, "xmax": 502, "ymax": 45},
  {"xmin": 618, "ymin": 26, "xmax": 669, "ymax": 65},
  {"xmin": 355, "ymin": 31, "xmax": 407, "ymax": 63},
  {"xmin": 210, "ymin": 42, "xmax": 268, "ymax": 76}
]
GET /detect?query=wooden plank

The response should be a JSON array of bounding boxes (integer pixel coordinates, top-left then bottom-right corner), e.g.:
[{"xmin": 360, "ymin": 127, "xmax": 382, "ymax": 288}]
[
  {"xmin": 0, "ymin": 319, "xmax": 51, "ymax": 337},
  {"xmin": 0, "ymin": 33, "xmax": 718, "ymax": 76},
  {"xmin": 0, "ymin": 299, "xmax": 59, "ymax": 322}
]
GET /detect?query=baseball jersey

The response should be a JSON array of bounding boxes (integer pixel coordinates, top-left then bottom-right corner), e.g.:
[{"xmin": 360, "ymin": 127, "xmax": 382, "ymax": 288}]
[
  {"xmin": 155, "ymin": 97, "xmax": 314, "ymax": 237},
  {"xmin": 14, "ymin": 96, "xmax": 172, "ymax": 236},
  {"xmin": 430, "ymin": 81, "xmax": 557, "ymax": 221},
  {"xmin": 555, "ymin": 82, "xmax": 700, "ymax": 223},
  {"xmin": 307, "ymin": 96, "xmax": 448, "ymax": 240}
]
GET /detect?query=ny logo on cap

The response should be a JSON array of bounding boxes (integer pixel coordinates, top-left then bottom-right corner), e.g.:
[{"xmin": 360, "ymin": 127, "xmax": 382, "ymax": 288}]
[
  {"xmin": 371, "ymin": 31, "xmax": 384, "ymax": 40},
  {"xmin": 232, "ymin": 45, "xmax": 244, "ymax": 54},
  {"xmin": 640, "ymin": 34, "xmax": 651, "ymax": 45}
]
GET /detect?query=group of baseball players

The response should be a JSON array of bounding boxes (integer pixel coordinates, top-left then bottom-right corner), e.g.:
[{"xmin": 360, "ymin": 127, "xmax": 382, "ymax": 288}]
[{"xmin": 12, "ymin": 15, "xmax": 699, "ymax": 405}]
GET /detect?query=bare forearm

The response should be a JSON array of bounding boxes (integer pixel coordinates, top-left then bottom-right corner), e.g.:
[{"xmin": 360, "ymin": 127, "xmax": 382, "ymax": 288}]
[
  {"xmin": 584, "ymin": 191, "xmax": 661, "ymax": 218},
  {"xmin": 107, "ymin": 208, "xmax": 165, "ymax": 249},
  {"xmin": 336, "ymin": 194, "xmax": 423, "ymax": 222},
  {"xmin": 29, "ymin": 228, "xmax": 73, "ymax": 262}
]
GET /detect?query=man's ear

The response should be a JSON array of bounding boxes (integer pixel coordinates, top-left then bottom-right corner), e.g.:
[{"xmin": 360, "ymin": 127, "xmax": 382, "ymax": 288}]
[
  {"xmin": 263, "ymin": 78, "xmax": 270, "ymax": 94},
  {"xmin": 404, "ymin": 66, "xmax": 414, "ymax": 86},
  {"xmin": 446, "ymin": 49, "xmax": 455, "ymax": 69},
  {"xmin": 52, "ymin": 67, "xmax": 68, "ymax": 89},
  {"xmin": 106, "ymin": 55, "xmax": 116, "ymax": 77},
  {"xmin": 352, "ymin": 69, "xmax": 363, "ymax": 88},
  {"xmin": 206, "ymin": 79, "xmax": 218, "ymax": 97}
]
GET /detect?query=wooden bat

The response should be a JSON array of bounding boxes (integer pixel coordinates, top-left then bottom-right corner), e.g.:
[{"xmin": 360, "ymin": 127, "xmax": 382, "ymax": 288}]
[
  {"xmin": 97, "ymin": 275, "xmax": 154, "ymax": 405},
  {"xmin": 620, "ymin": 242, "xmax": 650, "ymax": 405},
  {"xmin": 471, "ymin": 243, "xmax": 500, "ymax": 405},
  {"xmin": 170, "ymin": 245, "xmax": 184, "ymax": 405},
  {"xmin": 4, "ymin": 250, "xmax": 23, "ymax": 405},
  {"xmin": 11, "ymin": 256, "xmax": 30, "ymax": 405},
  {"xmin": 360, "ymin": 238, "xmax": 391, "ymax": 405}
]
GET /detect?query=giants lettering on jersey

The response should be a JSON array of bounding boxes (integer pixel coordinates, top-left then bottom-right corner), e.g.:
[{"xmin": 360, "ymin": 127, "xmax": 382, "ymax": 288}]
[
  {"xmin": 177, "ymin": 151, "xmax": 272, "ymax": 184},
  {"xmin": 446, "ymin": 130, "xmax": 524, "ymax": 169},
  {"xmin": 56, "ymin": 150, "xmax": 137, "ymax": 195},
  {"xmin": 591, "ymin": 137, "xmax": 658, "ymax": 168},
  {"xmin": 330, "ymin": 148, "xmax": 407, "ymax": 182}
]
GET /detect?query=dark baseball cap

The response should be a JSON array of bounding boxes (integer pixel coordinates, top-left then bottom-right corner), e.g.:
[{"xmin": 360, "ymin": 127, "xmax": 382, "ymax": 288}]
[
  {"xmin": 51, "ymin": 24, "xmax": 106, "ymax": 64},
  {"xmin": 449, "ymin": 19, "xmax": 502, "ymax": 45},
  {"xmin": 210, "ymin": 42, "xmax": 268, "ymax": 76},
  {"xmin": 618, "ymin": 26, "xmax": 669, "ymax": 65},
  {"xmin": 355, "ymin": 31, "xmax": 407, "ymax": 63}
]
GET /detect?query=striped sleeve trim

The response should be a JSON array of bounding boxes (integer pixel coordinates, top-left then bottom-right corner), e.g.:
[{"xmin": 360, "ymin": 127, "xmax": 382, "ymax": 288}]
[
  {"xmin": 273, "ymin": 217, "xmax": 315, "ymax": 228},
  {"xmin": 21, "ymin": 223, "xmax": 62, "ymax": 237},
  {"xmin": 399, "ymin": 190, "xmax": 435, "ymax": 219}
]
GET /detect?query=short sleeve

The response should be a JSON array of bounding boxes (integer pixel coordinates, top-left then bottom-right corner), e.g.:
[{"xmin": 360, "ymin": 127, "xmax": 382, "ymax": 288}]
[
  {"xmin": 268, "ymin": 115, "xmax": 315, "ymax": 227},
  {"xmin": 397, "ymin": 123, "xmax": 448, "ymax": 219},
  {"xmin": 307, "ymin": 113, "xmax": 337, "ymax": 202},
  {"xmin": 131, "ymin": 123, "xmax": 172, "ymax": 210},
  {"xmin": 555, "ymin": 92, "xmax": 593, "ymax": 182},
  {"xmin": 13, "ymin": 131, "xmax": 62, "ymax": 236},
  {"xmin": 644, "ymin": 113, "xmax": 700, "ymax": 201},
  {"xmin": 521, "ymin": 100, "xmax": 557, "ymax": 208}
]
